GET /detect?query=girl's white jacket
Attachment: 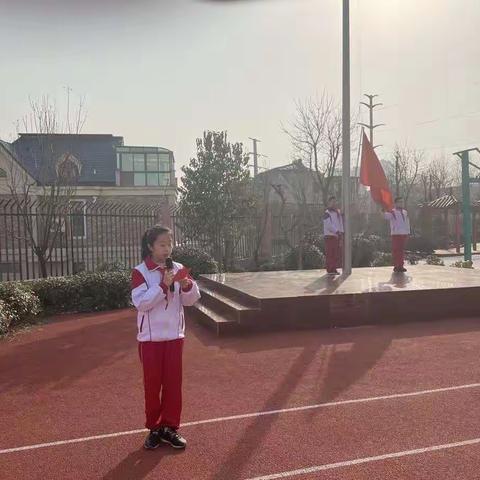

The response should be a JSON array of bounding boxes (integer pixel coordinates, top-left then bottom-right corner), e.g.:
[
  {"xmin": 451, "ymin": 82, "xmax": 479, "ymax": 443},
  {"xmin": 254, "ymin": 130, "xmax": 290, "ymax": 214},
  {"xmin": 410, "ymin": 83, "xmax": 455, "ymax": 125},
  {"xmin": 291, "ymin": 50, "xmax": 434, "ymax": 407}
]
[
  {"xmin": 131, "ymin": 258, "xmax": 201, "ymax": 342},
  {"xmin": 384, "ymin": 209, "xmax": 411, "ymax": 235},
  {"xmin": 323, "ymin": 209, "xmax": 344, "ymax": 237}
]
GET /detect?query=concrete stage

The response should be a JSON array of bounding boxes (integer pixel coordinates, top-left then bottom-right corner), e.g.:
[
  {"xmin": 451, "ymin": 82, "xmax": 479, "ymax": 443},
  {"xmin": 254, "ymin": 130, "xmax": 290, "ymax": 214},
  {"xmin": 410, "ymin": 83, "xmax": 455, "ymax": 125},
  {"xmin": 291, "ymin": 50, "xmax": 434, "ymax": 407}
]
[{"xmin": 189, "ymin": 265, "xmax": 480, "ymax": 334}]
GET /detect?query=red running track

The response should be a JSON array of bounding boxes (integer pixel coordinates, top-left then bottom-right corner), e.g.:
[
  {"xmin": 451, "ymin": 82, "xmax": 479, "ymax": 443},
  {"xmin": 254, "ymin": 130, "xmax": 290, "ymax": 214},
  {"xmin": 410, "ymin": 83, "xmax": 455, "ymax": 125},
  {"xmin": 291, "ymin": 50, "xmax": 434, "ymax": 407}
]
[{"xmin": 0, "ymin": 310, "xmax": 479, "ymax": 479}]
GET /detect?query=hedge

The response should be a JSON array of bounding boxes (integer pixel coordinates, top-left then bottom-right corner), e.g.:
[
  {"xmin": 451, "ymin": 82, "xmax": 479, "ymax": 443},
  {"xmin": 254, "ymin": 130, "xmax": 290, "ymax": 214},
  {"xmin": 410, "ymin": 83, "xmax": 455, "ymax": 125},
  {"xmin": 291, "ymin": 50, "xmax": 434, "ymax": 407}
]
[
  {"xmin": 370, "ymin": 252, "xmax": 393, "ymax": 267},
  {"xmin": 426, "ymin": 255, "xmax": 445, "ymax": 266},
  {"xmin": 352, "ymin": 234, "xmax": 386, "ymax": 268},
  {"xmin": 0, "ymin": 299, "xmax": 13, "ymax": 335},
  {"xmin": 0, "ymin": 282, "xmax": 41, "ymax": 332},
  {"xmin": 407, "ymin": 235, "xmax": 435, "ymax": 254},
  {"xmin": 284, "ymin": 244, "xmax": 325, "ymax": 270},
  {"xmin": 26, "ymin": 271, "xmax": 131, "ymax": 314},
  {"xmin": 451, "ymin": 260, "xmax": 474, "ymax": 269},
  {"xmin": 0, "ymin": 272, "xmax": 130, "ymax": 336},
  {"xmin": 1, "ymin": 248, "xmax": 219, "ymax": 335},
  {"xmin": 172, "ymin": 246, "xmax": 219, "ymax": 278}
]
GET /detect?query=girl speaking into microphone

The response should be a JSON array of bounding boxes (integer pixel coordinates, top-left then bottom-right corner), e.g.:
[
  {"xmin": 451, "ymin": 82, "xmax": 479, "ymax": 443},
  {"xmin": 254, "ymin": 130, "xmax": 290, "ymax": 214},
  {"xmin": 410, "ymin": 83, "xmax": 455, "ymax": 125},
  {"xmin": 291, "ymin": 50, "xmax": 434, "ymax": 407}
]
[{"xmin": 131, "ymin": 225, "xmax": 200, "ymax": 450}]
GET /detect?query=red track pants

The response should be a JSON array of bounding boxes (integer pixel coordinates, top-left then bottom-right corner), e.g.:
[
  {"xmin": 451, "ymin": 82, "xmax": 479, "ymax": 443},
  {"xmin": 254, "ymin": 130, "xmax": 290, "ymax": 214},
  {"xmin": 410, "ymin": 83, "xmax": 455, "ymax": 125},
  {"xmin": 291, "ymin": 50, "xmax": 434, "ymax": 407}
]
[
  {"xmin": 325, "ymin": 235, "xmax": 342, "ymax": 273},
  {"xmin": 138, "ymin": 339, "xmax": 183, "ymax": 431},
  {"xmin": 392, "ymin": 235, "xmax": 408, "ymax": 269}
]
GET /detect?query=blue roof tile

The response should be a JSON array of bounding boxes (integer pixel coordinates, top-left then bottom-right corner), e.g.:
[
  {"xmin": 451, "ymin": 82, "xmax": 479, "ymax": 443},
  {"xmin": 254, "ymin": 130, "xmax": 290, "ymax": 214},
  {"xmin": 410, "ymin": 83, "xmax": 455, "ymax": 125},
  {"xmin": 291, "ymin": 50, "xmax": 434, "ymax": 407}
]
[{"xmin": 11, "ymin": 133, "xmax": 124, "ymax": 185}]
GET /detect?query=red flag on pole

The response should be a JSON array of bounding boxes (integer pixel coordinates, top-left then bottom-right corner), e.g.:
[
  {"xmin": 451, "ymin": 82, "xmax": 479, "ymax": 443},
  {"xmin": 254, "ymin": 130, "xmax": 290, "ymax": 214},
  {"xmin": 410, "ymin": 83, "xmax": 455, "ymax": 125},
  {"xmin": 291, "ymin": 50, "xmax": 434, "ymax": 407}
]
[{"xmin": 359, "ymin": 131, "xmax": 393, "ymax": 211}]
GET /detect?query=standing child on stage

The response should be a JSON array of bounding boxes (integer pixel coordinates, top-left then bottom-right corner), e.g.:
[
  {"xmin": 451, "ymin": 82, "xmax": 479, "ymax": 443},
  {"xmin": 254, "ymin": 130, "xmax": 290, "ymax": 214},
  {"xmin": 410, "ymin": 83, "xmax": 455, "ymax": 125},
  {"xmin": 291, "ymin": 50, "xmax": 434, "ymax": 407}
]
[
  {"xmin": 131, "ymin": 225, "xmax": 200, "ymax": 450},
  {"xmin": 323, "ymin": 195, "xmax": 344, "ymax": 275},
  {"xmin": 383, "ymin": 196, "xmax": 411, "ymax": 273}
]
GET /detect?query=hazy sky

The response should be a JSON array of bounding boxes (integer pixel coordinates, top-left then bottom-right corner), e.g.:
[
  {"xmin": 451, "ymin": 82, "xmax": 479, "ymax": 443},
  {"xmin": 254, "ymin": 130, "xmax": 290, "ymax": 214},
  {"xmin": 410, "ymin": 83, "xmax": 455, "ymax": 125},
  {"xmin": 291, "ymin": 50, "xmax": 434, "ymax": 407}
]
[{"xmin": 2, "ymin": 0, "xmax": 480, "ymax": 175}]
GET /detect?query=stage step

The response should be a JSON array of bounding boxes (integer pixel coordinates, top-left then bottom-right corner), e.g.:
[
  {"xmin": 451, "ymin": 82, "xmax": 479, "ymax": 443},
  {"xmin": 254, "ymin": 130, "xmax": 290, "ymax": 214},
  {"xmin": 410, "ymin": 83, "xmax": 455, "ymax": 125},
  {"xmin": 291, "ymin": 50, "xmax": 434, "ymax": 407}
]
[
  {"xmin": 188, "ymin": 278, "xmax": 262, "ymax": 335},
  {"xmin": 199, "ymin": 275, "xmax": 260, "ymax": 308},
  {"xmin": 198, "ymin": 284, "xmax": 260, "ymax": 325},
  {"xmin": 188, "ymin": 303, "xmax": 239, "ymax": 336}
]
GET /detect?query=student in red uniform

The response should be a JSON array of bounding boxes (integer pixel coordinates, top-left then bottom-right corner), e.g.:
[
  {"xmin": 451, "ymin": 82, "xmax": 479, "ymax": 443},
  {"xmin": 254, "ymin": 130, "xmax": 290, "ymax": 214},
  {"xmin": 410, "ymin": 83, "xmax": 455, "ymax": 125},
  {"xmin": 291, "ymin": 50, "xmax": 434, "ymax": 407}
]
[
  {"xmin": 131, "ymin": 225, "xmax": 200, "ymax": 450},
  {"xmin": 383, "ymin": 196, "xmax": 411, "ymax": 273},
  {"xmin": 323, "ymin": 196, "xmax": 344, "ymax": 275}
]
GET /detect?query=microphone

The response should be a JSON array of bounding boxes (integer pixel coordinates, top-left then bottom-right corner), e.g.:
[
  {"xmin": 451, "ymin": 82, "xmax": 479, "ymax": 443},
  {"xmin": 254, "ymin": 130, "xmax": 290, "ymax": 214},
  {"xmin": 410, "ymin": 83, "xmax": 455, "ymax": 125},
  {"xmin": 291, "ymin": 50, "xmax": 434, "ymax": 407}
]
[{"xmin": 165, "ymin": 257, "xmax": 175, "ymax": 292}]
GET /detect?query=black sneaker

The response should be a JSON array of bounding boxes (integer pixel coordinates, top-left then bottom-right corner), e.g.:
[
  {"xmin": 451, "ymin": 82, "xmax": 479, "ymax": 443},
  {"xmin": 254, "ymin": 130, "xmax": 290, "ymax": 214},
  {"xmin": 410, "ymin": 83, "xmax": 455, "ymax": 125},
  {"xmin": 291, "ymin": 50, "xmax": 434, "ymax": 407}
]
[
  {"xmin": 400, "ymin": 267, "xmax": 407, "ymax": 272},
  {"xmin": 144, "ymin": 430, "xmax": 162, "ymax": 450},
  {"xmin": 159, "ymin": 427, "xmax": 187, "ymax": 449}
]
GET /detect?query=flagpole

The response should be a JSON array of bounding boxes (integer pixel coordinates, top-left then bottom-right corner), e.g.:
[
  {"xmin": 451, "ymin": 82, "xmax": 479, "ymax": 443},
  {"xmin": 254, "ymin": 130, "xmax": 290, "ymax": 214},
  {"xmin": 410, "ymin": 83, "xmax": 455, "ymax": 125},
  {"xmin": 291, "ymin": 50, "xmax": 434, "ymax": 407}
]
[{"xmin": 342, "ymin": 0, "xmax": 352, "ymax": 275}]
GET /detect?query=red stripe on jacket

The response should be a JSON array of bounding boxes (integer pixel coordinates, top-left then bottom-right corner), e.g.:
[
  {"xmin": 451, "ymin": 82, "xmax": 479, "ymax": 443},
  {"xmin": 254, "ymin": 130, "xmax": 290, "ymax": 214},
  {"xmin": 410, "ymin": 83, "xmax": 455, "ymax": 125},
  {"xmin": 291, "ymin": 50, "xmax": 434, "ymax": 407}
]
[
  {"xmin": 131, "ymin": 269, "xmax": 146, "ymax": 289},
  {"xmin": 132, "ymin": 267, "xmax": 169, "ymax": 295}
]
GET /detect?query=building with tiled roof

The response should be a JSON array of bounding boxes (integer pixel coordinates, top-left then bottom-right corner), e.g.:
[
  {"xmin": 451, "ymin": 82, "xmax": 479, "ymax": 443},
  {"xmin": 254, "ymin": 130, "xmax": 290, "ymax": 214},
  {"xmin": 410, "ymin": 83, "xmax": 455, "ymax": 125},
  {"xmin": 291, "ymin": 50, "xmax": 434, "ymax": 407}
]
[{"xmin": 0, "ymin": 133, "xmax": 177, "ymax": 204}]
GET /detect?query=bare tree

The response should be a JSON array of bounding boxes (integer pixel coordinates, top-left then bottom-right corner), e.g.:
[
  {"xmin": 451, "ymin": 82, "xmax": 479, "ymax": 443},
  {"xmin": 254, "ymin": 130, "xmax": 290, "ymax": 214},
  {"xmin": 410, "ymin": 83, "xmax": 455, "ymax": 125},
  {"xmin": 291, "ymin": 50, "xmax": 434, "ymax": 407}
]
[
  {"xmin": 270, "ymin": 182, "xmax": 295, "ymax": 253},
  {"xmin": 391, "ymin": 143, "xmax": 423, "ymax": 206},
  {"xmin": 420, "ymin": 155, "xmax": 456, "ymax": 202},
  {"xmin": 269, "ymin": 160, "xmax": 321, "ymax": 269},
  {"xmin": 283, "ymin": 92, "xmax": 357, "ymax": 207},
  {"xmin": 6, "ymin": 94, "xmax": 86, "ymax": 277}
]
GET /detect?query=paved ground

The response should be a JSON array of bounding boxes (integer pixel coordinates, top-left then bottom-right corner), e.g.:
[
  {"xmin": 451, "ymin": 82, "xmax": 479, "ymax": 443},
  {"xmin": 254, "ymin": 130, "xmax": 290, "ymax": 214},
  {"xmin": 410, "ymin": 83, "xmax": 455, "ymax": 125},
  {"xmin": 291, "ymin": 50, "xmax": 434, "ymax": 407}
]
[
  {"xmin": 201, "ymin": 265, "xmax": 480, "ymax": 298},
  {"xmin": 1, "ymin": 310, "xmax": 479, "ymax": 479}
]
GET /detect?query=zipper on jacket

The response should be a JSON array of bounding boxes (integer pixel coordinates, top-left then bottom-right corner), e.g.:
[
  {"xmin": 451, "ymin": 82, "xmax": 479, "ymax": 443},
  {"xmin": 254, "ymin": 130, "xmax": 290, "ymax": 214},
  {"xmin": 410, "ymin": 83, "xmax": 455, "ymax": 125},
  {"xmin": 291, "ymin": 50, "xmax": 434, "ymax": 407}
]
[
  {"xmin": 139, "ymin": 315, "xmax": 144, "ymax": 333},
  {"xmin": 148, "ymin": 311, "xmax": 152, "ymax": 341}
]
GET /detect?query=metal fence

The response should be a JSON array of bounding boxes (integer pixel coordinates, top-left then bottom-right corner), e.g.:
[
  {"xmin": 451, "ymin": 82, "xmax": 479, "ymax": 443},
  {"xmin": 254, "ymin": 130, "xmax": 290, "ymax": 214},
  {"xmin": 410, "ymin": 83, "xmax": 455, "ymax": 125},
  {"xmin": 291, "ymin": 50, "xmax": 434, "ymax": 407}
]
[
  {"xmin": 171, "ymin": 209, "xmax": 325, "ymax": 265},
  {"xmin": 0, "ymin": 199, "xmax": 162, "ymax": 281},
  {"xmin": 171, "ymin": 214, "xmax": 260, "ymax": 265},
  {"xmin": 1, "ymin": 199, "xmax": 328, "ymax": 281},
  {"xmin": 271, "ymin": 207, "xmax": 325, "ymax": 257}
]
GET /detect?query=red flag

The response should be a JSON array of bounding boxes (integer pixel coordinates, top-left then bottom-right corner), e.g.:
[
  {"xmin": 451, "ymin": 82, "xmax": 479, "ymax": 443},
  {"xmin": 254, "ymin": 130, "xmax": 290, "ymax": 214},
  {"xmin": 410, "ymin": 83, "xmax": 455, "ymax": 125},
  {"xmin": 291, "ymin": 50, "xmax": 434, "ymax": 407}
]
[{"xmin": 359, "ymin": 131, "xmax": 393, "ymax": 211}]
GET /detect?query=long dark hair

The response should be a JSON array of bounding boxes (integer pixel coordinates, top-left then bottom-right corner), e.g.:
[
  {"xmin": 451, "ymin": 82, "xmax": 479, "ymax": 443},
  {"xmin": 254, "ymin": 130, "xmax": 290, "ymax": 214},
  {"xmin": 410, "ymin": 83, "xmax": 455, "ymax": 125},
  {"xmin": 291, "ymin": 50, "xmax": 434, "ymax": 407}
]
[{"xmin": 141, "ymin": 225, "xmax": 173, "ymax": 259}]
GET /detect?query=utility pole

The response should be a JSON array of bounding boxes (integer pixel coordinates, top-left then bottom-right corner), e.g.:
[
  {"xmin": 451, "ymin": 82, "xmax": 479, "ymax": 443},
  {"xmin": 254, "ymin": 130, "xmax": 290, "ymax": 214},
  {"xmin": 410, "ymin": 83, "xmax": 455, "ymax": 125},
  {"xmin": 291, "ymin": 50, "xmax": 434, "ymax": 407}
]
[
  {"xmin": 359, "ymin": 94, "xmax": 385, "ymax": 149},
  {"xmin": 249, "ymin": 137, "xmax": 265, "ymax": 177}
]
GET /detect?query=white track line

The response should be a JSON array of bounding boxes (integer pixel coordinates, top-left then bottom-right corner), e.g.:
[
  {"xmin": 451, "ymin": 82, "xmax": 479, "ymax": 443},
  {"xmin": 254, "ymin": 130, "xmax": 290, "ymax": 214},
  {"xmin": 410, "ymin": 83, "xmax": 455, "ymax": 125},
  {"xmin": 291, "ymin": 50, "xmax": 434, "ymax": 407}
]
[
  {"xmin": 1, "ymin": 382, "xmax": 479, "ymax": 455},
  {"xmin": 244, "ymin": 437, "xmax": 480, "ymax": 480}
]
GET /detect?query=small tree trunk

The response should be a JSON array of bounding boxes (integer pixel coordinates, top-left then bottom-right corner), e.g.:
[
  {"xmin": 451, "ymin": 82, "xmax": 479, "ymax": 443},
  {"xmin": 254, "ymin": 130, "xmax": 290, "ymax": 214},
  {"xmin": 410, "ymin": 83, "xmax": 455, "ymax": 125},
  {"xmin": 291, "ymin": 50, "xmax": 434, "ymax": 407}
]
[
  {"xmin": 297, "ymin": 214, "xmax": 305, "ymax": 270},
  {"xmin": 37, "ymin": 251, "xmax": 48, "ymax": 278},
  {"xmin": 225, "ymin": 237, "xmax": 235, "ymax": 271},
  {"xmin": 211, "ymin": 233, "xmax": 222, "ymax": 269},
  {"xmin": 297, "ymin": 242, "xmax": 303, "ymax": 270},
  {"xmin": 253, "ymin": 211, "xmax": 265, "ymax": 268}
]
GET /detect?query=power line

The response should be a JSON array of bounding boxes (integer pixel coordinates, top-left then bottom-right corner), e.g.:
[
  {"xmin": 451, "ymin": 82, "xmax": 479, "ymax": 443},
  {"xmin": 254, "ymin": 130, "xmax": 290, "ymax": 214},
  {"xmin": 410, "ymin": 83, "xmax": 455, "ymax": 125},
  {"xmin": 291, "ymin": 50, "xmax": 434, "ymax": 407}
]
[{"xmin": 368, "ymin": 108, "xmax": 480, "ymax": 134}]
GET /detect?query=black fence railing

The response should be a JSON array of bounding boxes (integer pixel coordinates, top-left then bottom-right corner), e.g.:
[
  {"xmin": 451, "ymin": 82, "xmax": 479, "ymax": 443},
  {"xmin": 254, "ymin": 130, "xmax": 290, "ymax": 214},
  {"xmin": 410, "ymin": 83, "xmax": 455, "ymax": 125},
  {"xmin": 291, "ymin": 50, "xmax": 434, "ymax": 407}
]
[
  {"xmin": 0, "ymin": 199, "xmax": 162, "ymax": 281},
  {"xmin": 1, "ymin": 199, "xmax": 329, "ymax": 281},
  {"xmin": 171, "ymin": 214, "xmax": 260, "ymax": 265}
]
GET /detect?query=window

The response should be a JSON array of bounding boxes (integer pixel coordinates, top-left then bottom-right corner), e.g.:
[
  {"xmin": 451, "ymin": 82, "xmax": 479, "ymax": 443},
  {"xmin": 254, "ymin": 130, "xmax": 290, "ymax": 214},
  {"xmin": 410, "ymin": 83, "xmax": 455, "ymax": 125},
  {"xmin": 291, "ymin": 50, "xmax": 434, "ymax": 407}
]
[
  {"xmin": 121, "ymin": 153, "xmax": 134, "ymax": 171},
  {"xmin": 0, "ymin": 168, "xmax": 6, "ymax": 178},
  {"xmin": 159, "ymin": 173, "xmax": 170, "ymax": 186},
  {"xmin": 134, "ymin": 173, "xmax": 146, "ymax": 186},
  {"xmin": 159, "ymin": 153, "xmax": 170, "ymax": 171},
  {"xmin": 118, "ymin": 149, "xmax": 171, "ymax": 187},
  {"xmin": 71, "ymin": 201, "xmax": 87, "ymax": 239},
  {"xmin": 134, "ymin": 154, "xmax": 145, "ymax": 171},
  {"xmin": 56, "ymin": 153, "xmax": 82, "ymax": 183},
  {"xmin": 147, "ymin": 172, "xmax": 159, "ymax": 186},
  {"xmin": 146, "ymin": 154, "xmax": 159, "ymax": 171}
]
